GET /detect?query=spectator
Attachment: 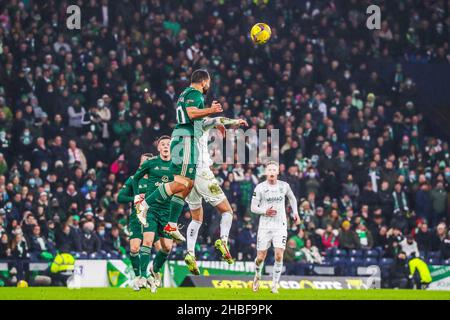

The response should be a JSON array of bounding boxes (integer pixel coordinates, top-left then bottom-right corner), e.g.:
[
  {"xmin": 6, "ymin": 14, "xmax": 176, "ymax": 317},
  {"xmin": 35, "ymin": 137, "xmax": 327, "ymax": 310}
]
[
  {"xmin": 102, "ymin": 226, "xmax": 124, "ymax": 257},
  {"xmin": 300, "ymin": 239, "xmax": 323, "ymax": 264},
  {"xmin": 389, "ymin": 252, "xmax": 412, "ymax": 289},
  {"xmin": 80, "ymin": 222, "xmax": 101, "ymax": 257},
  {"xmin": 430, "ymin": 181, "xmax": 447, "ymax": 228},
  {"xmin": 67, "ymin": 99, "xmax": 86, "ymax": 131},
  {"xmin": 67, "ymin": 140, "xmax": 87, "ymax": 172},
  {"xmin": 415, "ymin": 223, "xmax": 434, "ymax": 253},
  {"xmin": 355, "ymin": 222, "xmax": 374, "ymax": 249},
  {"xmin": 441, "ymin": 231, "xmax": 450, "ymax": 261},
  {"xmin": 284, "ymin": 239, "xmax": 304, "ymax": 263},
  {"xmin": 28, "ymin": 225, "xmax": 52, "ymax": 261},
  {"xmin": 236, "ymin": 222, "xmax": 256, "ymax": 261},
  {"xmin": 339, "ymin": 221, "xmax": 361, "ymax": 250},
  {"xmin": 321, "ymin": 224, "xmax": 339, "ymax": 251},
  {"xmin": 400, "ymin": 234, "xmax": 420, "ymax": 259},
  {"xmin": 432, "ymin": 223, "xmax": 448, "ymax": 251},
  {"xmin": 415, "ymin": 184, "xmax": 433, "ymax": 224},
  {"xmin": 289, "ymin": 228, "xmax": 306, "ymax": 249},
  {"xmin": 0, "ymin": 233, "xmax": 10, "ymax": 259},
  {"xmin": 56, "ymin": 223, "xmax": 81, "ymax": 253}
]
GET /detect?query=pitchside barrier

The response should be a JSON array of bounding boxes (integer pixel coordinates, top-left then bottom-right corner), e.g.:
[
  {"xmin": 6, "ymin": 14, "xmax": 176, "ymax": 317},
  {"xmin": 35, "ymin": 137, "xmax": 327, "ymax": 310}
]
[
  {"xmin": 180, "ymin": 275, "xmax": 381, "ymax": 290},
  {"xmin": 1, "ymin": 261, "xmax": 450, "ymax": 290}
]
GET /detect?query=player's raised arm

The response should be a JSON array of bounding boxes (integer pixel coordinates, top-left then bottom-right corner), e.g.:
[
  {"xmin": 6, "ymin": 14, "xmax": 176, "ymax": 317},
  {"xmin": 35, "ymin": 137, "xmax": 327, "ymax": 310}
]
[
  {"xmin": 186, "ymin": 100, "xmax": 223, "ymax": 120},
  {"xmin": 202, "ymin": 117, "xmax": 248, "ymax": 131}
]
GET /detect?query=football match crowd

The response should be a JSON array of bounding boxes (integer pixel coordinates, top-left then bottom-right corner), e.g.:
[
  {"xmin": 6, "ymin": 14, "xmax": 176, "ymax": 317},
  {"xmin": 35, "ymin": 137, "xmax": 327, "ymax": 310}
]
[{"xmin": 0, "ymin": 0, "xmax": 450, "ymax": 286}]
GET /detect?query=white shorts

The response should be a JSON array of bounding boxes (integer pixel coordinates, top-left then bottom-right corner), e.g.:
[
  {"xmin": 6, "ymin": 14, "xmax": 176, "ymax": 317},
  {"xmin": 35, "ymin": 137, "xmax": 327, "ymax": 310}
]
[
  {"xmin": 185, "ymin": 168, "xmax": 226, "ymax": 210},
  {"xmin": 256, "ymin": 228, "xmax": 287, "ymax": 251}
]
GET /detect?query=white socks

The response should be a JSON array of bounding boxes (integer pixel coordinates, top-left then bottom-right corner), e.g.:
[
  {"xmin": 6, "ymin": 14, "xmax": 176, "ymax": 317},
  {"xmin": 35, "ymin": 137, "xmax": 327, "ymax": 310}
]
[
  {"xmin": 187, "ymin": 220, "xmax": 202, "ymax": 255},
  {"xmin": 273, "ymin": 261, "xmax": 283, "ymax": 284},
  {"xmin": 186, "ymin": 211, "xmax": 232, "ymax": 256},
  {"xmin": 255, "ymin": 259, "xmax": 264, "ymax": 278},
  {"xmin": 220, "ymin": 211, "xmax": 233, "ymax": 243}
]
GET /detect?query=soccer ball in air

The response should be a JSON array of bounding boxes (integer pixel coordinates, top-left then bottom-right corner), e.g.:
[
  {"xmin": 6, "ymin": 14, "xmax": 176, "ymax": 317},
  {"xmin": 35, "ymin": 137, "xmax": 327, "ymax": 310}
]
[{"xmin": 250, "ymin": 23, "xmax": 272, "ymax": 45}]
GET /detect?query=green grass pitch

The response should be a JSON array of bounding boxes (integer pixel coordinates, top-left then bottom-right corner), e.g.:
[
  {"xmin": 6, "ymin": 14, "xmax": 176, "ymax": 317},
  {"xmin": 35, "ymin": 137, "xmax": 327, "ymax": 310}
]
[{"xmin": 0, "ymin": 287, "xmax": 449, "ymax": 300}]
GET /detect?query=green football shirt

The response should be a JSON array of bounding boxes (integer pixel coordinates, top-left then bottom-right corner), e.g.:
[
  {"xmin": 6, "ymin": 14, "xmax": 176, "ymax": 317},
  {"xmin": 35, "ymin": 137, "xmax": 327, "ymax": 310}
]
[
  {"xmin": 172, "ymin": 86, "xmax": 205, "ymax": 138},
  {"xmin": 118, "ymin": 175, "xmax": 150, "ymax": 215},
  {"xmin": 132, "ymin": 156, "xmax": 173, "ymax": 212}
]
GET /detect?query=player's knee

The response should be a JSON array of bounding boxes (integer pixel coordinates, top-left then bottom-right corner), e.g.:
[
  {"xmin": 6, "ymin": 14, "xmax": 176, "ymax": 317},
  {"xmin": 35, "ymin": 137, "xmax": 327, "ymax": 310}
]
[
  {"xmin": 190, "ymin": 209, "xmax": 203, "ymax": 222},
  {"xmin": 142, "ymin": 239, "xmax": 153, "ymax": 247},
  {"xmin": 161, "ymin": 244, "xmax": 173, "ymax": 252},
  {"xmin": 256, "ymin": 252, "xmax": 266, "ymax": 263},
  {"xmin": 275, "ymin": 251, "xmax": 284, "ymax": 262},
  {"xmin": 130, "ymin": 244, "xmax": 140, "ymax": 253}
]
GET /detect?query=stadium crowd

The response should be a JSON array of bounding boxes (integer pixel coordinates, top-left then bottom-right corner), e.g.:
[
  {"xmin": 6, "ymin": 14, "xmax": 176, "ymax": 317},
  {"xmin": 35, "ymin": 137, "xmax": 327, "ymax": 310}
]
[{"xmin": 0, "ymin": 0, "xmax": 450, "ymax": 286}]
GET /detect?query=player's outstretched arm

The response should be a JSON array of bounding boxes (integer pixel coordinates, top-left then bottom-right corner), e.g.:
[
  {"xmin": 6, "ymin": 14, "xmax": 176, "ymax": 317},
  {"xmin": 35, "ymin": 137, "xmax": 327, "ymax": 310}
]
[
  {"xmin": 118, "ymin": 178, "xmax": 134, "ymax": 203},
  {"xmin": 186, "ymin": 101, "xmax": 223, "ymax": 120},
  {"xmin": 202, "ymin": 117, "xmax": 248, "ymax": 131}
]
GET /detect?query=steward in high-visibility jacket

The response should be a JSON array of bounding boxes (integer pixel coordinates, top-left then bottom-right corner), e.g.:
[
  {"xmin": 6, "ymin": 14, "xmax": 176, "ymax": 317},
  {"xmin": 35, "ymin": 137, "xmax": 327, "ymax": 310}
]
[
  {"xmin": 50, "ymin": 253, "xmax": 75, "ymax": 274},
  {"xmin": 409, "ymin": 257, "xmax": 432, "ymax": 289},
  {"xmin": 50, "ymin": 253, "xmax": 75, "ymax": 286}
]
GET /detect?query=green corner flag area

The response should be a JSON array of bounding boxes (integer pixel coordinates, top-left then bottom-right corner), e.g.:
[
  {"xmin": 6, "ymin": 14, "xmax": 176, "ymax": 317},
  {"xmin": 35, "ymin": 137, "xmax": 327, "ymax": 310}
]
[{"xmin": 1, "ymin": 288, "xmax": 449, "ymax": 300}]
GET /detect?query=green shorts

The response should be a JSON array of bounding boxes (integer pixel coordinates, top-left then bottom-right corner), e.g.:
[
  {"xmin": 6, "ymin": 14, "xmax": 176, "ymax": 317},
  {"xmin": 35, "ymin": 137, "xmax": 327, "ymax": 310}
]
[
  {"xmin": 147, "ymin": 210, "xmax": 171, "ymax": 240},
  {"xmin": 170, "ymin": 135, "xmax": 198, "ymax": 180},
  {"xmin": 128, "ymin": 213, "xmax": 159, "ymax": 242}
]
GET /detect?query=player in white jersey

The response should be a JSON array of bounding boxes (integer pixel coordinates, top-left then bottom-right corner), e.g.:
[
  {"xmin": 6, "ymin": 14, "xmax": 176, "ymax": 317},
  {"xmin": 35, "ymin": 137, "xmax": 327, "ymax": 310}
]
[
  {"xmin": 184, "ymin": 117, "xmax": 248, "ymax": 275},
  {"xmin": 250, "ymin": 161, "xmax": 300, "ymax": 293}
]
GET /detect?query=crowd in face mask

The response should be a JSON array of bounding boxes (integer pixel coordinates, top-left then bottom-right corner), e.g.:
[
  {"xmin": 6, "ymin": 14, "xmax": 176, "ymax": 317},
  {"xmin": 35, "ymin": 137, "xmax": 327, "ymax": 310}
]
[{"xmin": 0, "ymin": 1, "xmax": 449, "ymax": 285}]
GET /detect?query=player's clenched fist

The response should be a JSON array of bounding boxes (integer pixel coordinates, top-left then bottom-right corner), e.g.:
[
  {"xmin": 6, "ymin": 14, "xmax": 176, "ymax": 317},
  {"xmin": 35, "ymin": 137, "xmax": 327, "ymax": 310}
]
[
  {"xmin": 210, "ymin": 100, "xmax": 223, "ymax": 113},
  {"xmin": 265, "ymin": 207, "xmax": 277, "ymax": 217}
]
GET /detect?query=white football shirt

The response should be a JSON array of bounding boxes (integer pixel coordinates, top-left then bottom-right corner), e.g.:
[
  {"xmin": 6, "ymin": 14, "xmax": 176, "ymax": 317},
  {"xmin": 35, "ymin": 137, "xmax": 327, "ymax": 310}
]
[{"xmin": 251, "ymin": 180, "xmax": 298, "ymax": 230}]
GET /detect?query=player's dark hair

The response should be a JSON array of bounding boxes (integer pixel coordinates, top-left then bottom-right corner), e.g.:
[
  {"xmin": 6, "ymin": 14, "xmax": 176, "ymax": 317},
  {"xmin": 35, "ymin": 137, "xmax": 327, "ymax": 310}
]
[
  {"xmin": 157, "ymin": 135, "xmax": 171, "ymax": 145},
  {"xmin": 191, "ymin": 69, "xmax": 210, "ymax": 84}
]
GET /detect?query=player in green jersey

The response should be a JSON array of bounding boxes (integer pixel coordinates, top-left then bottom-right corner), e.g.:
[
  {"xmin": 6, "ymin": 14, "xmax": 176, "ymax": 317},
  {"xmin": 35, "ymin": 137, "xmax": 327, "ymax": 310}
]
[
  {"xmin": 134, "ymin": 69, "xmax": 223, "ymax": 242},
  {"xmin": 132, "ymin": 136, "xmax": 173, "ymax": 292},
  {"xmin": 117, "ymin": 153, "xmax": 162, "ymax": 291}
]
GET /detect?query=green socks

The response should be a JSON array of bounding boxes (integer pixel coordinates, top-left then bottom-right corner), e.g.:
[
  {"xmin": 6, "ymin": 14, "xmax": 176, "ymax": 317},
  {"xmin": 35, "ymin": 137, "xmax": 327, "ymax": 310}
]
[
  {"xmin": 169, "ymin": 195, "xmax": 185, "ymax": 224},
  {"xmin": 130, "ymin": 251, "xmax": 140, "ymax": 277},
  {"xmin": 140, "ymin": 245, "xmax": 151, "ymax": 277},
  {"xmin": 153, "ymin": 250, "xmax": 169, "ymax": 273},
  {"xmin": 146, "ymin": 184, "xmax": 169, "ymax": 206}
]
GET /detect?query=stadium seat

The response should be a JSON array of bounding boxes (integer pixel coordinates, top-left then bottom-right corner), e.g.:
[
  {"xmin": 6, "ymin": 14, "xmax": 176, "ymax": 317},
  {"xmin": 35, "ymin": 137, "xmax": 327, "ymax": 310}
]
[
  {"xmin": 380, "ymin": 258, "xmax": 394, "ymax": 266},
  {"xmin": 332, "ymin": 257, "xmax": 346, "ymax": 265},
  {"xmin": 364, "ymin": 249, "xmax": 379, "ymax": 259},
  {"xmin": 427, "ymin": 258, "xmax": 441, "ymax": 265},
  {"xmin": 334, "ymin": 249, "xmax": 347, "ymax": 257},
  {"xmin": 348, "ymin": 249, "xmax": 363, "ymax": 258},
  {"xmin": 428, "ymin": 251, "xmax": 441, "ymax": 259},
  {"xmin": 363, "ymin": 257, "xmax": 378, "ymax": 266},
  {"xmin": 419, "ymin": 251, "xmax": 427, "ymax": 260},
  {"xmin": 348, "ymin": 257, "xmax": 364, "ymax": 266},
  {"xmin": 325, "ymin": 247, "xmax": 336, "ymax": 257}
]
